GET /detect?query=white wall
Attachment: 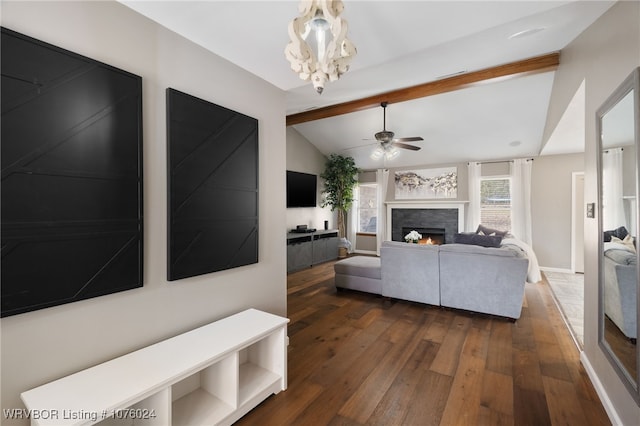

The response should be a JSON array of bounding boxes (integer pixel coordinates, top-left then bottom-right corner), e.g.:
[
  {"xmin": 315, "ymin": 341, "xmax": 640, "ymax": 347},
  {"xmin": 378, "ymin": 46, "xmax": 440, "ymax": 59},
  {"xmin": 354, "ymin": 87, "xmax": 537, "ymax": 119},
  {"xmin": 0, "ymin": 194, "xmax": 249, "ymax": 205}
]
[
  {"xmin": 286, "ymin": 127, "xmax": 335, "ymax": 232},
  {"xmin": 531, "ymin": 153, "xmax": 584, "ymax": 269},
  {"xmin": 0, "ymin": 2, "xmax": 287, "ymax": 423},
  {"xmin": 543, "ymin": 1, "xmax": 640, "ymax": 422}
]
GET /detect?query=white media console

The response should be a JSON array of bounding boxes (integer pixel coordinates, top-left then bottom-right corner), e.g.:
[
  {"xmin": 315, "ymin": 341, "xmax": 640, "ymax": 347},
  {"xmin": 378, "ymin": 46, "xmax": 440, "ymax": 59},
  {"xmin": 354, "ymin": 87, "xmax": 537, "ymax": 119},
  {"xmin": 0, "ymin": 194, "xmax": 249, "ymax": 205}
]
[{"xmin": 21, "ymin": 309, "xmax": 289, "ymax": 426}]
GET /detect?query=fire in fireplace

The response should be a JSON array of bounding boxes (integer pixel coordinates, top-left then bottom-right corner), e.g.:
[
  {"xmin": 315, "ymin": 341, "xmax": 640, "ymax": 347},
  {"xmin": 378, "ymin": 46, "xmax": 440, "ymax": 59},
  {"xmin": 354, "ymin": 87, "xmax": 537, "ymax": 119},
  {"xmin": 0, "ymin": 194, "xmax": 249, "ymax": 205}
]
[{"xmin": 402, "ymin": 227, "xmax": 446, "ymax": 245}]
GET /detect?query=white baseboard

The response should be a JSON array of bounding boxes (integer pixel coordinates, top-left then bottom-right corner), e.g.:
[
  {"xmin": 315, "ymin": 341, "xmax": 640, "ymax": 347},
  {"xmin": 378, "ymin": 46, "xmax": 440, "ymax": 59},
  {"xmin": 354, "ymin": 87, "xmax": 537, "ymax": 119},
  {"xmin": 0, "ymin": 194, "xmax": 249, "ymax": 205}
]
[
  {"xmin": 539, "ymin": 266, "xmax": 574, "ymax": 274},
  {"xmin": 580, "ymin": 352, "xmax": 622, "ymax": 425}
]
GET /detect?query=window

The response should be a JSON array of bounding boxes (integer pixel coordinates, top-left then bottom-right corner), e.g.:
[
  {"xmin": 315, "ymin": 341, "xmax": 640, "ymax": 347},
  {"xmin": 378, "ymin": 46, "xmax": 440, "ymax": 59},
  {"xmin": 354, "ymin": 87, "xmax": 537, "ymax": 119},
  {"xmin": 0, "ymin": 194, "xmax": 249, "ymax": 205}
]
[
  {"xmin": 357, "ymin": 183, "xmax": 377, "ymax": 233},
  {"xmin": 480, "ymin": 177, "xmax": 511, "ymax": 231}
]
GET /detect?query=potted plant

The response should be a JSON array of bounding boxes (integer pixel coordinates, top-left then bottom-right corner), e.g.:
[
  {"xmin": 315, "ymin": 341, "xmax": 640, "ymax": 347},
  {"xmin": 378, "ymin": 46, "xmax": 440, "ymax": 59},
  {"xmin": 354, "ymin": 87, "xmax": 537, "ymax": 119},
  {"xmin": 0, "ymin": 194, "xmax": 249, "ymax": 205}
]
[{"xmin": 320, "ymin": 154, "xmax": 359, "ymax": 256}]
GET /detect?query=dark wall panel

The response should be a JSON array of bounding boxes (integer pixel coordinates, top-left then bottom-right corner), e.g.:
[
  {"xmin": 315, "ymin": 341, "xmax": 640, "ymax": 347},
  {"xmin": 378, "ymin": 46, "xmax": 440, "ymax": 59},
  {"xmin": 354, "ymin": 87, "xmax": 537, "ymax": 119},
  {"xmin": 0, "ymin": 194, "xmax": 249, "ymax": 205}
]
[
  {"xmin": 1, "ymin": 27, "xmax": 143, "ymax": 317},
  {"xmin": 167, "ymin": 88, "xmax": 258, "ymax": 281}
]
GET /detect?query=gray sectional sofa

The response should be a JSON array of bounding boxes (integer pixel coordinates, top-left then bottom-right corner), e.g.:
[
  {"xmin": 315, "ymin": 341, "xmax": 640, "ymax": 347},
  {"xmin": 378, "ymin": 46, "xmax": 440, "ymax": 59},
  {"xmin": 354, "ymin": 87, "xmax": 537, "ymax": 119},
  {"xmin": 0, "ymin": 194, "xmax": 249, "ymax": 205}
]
[
  {"xmin": 335, "ymin": 240, "xmax": 530, "ymax": 320},
  {"xmin": 603, "ymin": 247, "xmax": 637, "ymax": 340}
]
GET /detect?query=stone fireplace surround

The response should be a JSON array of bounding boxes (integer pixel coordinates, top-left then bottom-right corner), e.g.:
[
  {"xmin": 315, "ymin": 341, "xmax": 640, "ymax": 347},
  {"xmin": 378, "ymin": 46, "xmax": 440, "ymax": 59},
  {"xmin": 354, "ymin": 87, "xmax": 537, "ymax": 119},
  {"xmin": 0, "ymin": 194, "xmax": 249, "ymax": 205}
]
[{"xmin": 386, "ymin": 201, "xmax": 467, "ymax": 244}]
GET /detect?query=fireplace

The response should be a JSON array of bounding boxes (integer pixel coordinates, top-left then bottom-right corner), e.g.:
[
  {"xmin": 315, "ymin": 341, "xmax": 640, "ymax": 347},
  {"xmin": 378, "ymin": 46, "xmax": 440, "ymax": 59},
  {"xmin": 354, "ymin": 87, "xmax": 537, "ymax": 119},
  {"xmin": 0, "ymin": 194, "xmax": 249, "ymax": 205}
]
[
  {"xmin": 402, "ymin": 227, "xmax": 445, "ymax": 245},
  {"xmin": 390, "ymin": 207, "xmax": 459, "ymax": 243},
  {"xmin": 386, "ymin": 201, "xmax": 467, "ymax": 244}
]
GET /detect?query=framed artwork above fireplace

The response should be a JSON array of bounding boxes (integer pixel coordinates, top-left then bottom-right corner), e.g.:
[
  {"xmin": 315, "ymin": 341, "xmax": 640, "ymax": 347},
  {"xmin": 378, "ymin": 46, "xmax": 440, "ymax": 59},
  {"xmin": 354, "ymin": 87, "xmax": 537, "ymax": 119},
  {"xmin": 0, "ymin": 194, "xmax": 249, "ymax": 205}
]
[{"xmin": 394, "ymin": 167, "xmax": 457, "ymax": 199}]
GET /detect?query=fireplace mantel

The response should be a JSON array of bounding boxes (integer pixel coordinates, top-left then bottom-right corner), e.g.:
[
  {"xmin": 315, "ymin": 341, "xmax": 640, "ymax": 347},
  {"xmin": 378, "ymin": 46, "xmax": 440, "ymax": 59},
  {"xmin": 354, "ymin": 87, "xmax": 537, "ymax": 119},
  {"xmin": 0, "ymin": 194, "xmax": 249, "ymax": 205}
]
[{"xmin": 385, "ymin": 200, "xmax": 468, "ymax": 242}]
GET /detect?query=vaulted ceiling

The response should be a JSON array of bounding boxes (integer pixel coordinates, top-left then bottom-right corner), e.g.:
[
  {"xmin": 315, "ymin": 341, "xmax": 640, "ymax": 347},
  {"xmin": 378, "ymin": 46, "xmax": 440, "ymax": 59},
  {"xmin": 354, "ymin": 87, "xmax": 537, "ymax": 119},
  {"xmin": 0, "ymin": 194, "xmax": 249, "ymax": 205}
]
[{"xmin": 121, "ymin": 1, "xmax": 615, "ymax": 169}]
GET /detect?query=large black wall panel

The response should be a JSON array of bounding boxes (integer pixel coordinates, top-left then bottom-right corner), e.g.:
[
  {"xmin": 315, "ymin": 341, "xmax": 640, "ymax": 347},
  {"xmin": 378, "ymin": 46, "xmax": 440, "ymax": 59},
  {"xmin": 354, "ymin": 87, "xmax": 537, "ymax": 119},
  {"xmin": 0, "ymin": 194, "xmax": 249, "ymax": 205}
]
[
  {"xmin": 1, "ymin": 28, "xmax": 143, "ymax": 317},
  {"xmin": 167, "ymin": 88, "xmax": 258, "ymax": 281}
]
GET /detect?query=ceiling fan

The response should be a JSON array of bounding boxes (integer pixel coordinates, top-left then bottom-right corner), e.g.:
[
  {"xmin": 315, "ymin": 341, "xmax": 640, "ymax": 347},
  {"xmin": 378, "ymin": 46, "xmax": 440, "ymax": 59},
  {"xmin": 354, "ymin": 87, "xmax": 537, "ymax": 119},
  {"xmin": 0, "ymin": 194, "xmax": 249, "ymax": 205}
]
[{"xmin": 370, "ymin": 102, "xmax": 423, "ymax": 160}]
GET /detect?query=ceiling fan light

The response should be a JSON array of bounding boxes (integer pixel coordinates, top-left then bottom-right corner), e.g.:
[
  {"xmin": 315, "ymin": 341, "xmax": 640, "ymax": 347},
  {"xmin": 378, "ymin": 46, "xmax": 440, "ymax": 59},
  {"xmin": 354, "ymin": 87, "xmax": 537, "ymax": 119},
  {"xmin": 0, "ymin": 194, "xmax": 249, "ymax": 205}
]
[
  {"xmin": 371, "ymin": 146, "xmax": 384, "ymax": 160},
  {"xmin": 369, "ymin": 103, "xmax": 422, "ymax": 161},
  {"xmin": 385, "ymin": 147, "xmax": 399, "ymax": 160}
]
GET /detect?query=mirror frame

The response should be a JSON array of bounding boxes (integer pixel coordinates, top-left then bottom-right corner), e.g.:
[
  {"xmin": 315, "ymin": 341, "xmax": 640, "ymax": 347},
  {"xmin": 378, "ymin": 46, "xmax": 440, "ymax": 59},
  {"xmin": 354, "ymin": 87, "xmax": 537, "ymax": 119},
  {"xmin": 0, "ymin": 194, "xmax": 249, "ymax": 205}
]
[{"xmin": 597, "ymin": 66, "xmax": 640, "ymax": 404}]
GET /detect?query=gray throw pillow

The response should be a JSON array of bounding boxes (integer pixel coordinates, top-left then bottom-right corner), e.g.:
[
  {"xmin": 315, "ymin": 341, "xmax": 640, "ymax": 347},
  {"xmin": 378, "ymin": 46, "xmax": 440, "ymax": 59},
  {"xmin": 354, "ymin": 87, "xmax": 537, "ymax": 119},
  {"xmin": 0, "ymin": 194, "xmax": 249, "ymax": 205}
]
[
  {"xmin": 453, "ymin": 232, "xmax": 503, "ymax": 248},
  {"xmin": 603, "ymin": 226, "xmax": 629, "ymax": 242},
  {"xmin": 475, "ymin": 224, "xmax": 509, "ymax": 238}
]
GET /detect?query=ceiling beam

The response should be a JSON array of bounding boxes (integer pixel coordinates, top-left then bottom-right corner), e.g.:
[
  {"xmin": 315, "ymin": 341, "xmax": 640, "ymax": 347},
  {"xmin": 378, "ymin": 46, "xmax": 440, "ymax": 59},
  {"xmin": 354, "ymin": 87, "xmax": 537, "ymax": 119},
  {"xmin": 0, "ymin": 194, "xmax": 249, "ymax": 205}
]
[{"xmin": 286, "ymin": 52, "xmax": 560, "ymax": 126}]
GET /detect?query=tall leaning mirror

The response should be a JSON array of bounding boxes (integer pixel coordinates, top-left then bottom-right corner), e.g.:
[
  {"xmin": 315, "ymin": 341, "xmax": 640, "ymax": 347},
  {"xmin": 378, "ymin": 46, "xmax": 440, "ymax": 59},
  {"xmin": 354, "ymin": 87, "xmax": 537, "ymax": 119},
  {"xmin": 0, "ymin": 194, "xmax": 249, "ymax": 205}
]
[{"xmin": 598, "ymin": 66, "xmax": 640, "ymax": 402}]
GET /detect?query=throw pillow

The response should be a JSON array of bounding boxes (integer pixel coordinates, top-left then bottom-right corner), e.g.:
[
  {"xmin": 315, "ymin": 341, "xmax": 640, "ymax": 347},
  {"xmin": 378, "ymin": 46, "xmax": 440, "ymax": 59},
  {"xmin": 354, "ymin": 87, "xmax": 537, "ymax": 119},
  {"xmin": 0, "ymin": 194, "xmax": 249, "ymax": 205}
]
[
  {"xmin": 453, "ymin": 232, "xmax": 503, "ymax": 248},
  {"xmin": 603, "ymin": 226, "xmax": 629, "ymax": 242},
  {"xmin": 476, "ymin": 224, "xmax": 508, "ymax": 238},
  {"xmin": 611, "ymin": 235, "xmax": 636, "ymax": 253}
]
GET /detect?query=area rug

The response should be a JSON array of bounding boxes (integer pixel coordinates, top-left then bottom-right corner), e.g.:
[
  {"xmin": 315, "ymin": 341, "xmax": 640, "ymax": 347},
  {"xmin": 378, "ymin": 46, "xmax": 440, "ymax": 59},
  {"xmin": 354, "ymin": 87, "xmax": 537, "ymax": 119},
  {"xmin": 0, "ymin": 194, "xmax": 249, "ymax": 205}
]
[{"xmin": 544, "ymin": 271, "xmax": 584, "ymax": 348}]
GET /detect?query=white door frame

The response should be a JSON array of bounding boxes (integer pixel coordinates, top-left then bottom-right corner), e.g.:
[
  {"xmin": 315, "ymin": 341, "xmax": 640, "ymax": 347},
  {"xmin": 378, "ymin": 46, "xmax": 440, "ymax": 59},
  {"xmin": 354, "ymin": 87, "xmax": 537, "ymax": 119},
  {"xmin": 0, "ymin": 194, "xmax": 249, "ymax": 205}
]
[{"xmin": 571, "ymin": 172, "xmax": 585, "ymax": 273}]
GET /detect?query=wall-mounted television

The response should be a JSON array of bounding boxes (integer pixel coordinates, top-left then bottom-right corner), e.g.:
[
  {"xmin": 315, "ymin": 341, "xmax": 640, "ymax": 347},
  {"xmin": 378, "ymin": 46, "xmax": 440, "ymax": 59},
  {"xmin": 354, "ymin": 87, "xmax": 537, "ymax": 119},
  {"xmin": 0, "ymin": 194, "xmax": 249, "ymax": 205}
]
[{"xmin": 286, "ymin": 171, "xmax": 317, "ymax": 208}]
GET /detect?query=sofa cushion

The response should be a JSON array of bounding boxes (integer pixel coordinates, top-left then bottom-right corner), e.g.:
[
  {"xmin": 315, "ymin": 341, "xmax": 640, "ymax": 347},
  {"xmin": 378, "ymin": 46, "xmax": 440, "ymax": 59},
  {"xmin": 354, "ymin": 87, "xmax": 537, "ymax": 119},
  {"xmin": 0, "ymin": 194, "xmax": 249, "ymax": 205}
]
[
  {"xmin": 440, "ymin": 243, "xmax": 519, "ymax": 257},
  {"xmin": 453, "ymin": 232, "xmax": 503, "ymax": 248},
  {"xmin": 334, "ymin": 256, "xmax": 381, "ymax": 280},
  {"xmin": 605, "ymin": 247, "xmax": 637, "ymax": 265},
  {"xmin": 380, "ymin": 240, "xmax": 440, "ymax": 305}
]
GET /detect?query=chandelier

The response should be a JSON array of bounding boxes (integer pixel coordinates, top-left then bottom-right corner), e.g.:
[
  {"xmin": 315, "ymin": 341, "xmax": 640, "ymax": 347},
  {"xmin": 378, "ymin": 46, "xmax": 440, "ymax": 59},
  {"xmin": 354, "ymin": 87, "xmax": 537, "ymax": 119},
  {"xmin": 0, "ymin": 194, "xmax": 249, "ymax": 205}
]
[{"xmin": 284, "ymin": 0, "xmax": 357, "ymax": 94}]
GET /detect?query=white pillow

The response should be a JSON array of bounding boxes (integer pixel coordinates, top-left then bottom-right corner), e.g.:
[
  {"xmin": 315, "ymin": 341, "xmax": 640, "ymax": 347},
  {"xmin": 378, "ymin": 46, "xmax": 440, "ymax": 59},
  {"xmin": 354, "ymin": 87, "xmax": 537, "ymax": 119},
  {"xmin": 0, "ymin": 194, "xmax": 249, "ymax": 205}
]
[{"xmin": 611, "ymin": 235, "xmax": 636, "ymax": 253}]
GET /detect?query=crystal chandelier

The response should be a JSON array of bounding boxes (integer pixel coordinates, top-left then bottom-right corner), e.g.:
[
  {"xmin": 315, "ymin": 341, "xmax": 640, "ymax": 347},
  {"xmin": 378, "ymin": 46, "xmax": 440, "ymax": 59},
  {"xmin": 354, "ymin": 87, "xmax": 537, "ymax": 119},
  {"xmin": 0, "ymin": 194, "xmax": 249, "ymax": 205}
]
[{"xmin": 284, "ymin": 0, "xmax": 357, "ymax": 94}]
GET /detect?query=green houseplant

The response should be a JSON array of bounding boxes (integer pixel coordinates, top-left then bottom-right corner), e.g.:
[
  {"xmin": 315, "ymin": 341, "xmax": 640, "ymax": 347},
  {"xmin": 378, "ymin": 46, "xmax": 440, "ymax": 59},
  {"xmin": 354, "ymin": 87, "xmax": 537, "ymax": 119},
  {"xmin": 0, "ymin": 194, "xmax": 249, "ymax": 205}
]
[{"xmin": 320, "ymin": 154, "xmax": 360, "ymax": 242}]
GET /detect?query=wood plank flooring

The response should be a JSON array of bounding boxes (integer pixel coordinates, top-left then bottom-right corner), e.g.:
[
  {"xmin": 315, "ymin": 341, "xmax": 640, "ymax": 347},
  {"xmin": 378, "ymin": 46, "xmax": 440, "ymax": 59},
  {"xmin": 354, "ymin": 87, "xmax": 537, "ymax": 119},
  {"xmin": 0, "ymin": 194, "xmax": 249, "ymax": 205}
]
[{"xmin": 236, "ymin": 259, "xmax": 610, "ymax": 426}]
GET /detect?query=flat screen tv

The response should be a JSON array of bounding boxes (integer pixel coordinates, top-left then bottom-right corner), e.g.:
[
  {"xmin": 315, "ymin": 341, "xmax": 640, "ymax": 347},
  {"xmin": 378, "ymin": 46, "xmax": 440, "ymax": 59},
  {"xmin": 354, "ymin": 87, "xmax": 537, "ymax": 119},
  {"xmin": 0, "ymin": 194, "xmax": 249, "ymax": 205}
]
[{"xmin": 287, "ymin": 171, "xmax": 317, "ymax": 208}]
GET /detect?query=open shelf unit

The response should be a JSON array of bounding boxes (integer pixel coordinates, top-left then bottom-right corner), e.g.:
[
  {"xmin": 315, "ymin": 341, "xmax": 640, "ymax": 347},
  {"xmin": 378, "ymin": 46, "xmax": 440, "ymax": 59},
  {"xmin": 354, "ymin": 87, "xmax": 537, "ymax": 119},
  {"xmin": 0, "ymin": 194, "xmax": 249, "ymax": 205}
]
[{"xmin": 21, "ymin": 309, "xmax": 288, "ymax": 426}]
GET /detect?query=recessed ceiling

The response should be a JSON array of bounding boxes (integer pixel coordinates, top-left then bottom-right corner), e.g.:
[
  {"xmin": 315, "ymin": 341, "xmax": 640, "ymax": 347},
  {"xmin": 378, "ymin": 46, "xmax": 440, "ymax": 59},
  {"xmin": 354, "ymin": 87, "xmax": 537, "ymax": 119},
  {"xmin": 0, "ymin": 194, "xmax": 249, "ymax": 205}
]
[{"xmin": 120, "ymin": 0, "xmax": 615, "ymax": 169}]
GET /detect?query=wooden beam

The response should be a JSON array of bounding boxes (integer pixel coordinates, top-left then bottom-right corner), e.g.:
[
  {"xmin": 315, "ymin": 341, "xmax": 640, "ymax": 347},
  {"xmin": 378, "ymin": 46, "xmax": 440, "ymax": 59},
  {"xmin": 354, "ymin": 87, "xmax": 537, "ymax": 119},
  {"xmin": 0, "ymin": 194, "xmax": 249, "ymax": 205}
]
[{"xmin": 286, "ymin": 52, "xmax": 560, "ymax": 126}]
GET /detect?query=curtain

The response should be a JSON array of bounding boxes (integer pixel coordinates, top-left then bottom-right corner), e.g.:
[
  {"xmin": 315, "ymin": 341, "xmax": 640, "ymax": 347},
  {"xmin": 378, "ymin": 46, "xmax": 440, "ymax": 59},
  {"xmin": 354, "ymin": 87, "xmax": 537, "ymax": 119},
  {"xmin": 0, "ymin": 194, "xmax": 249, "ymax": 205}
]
[
  {"xmin": 510, "ymin": 158, "xmax": 533, "ymax": 245},
  {"xmin": 602, "ymin": 148, "xmax": 625, "ymax": 231},
  {"xmin": 376, "ymin": 168, "xmax": 389, "ymax": 255},
  {"xmin": 467, "ymin": 162, "xmax": 482, "ymax": 232},
  {"xmin": 347, "ymin": 183, "xmax": 358, "ymax": 253}
]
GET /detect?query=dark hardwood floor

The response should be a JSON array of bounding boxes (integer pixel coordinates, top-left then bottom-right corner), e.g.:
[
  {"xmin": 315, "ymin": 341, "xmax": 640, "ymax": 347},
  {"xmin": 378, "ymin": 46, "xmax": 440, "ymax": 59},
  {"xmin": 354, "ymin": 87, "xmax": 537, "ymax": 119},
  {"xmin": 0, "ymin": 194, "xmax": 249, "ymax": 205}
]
[{"xmin": 237, "ymin": 258, "xmax": 610, "ymax": 426}]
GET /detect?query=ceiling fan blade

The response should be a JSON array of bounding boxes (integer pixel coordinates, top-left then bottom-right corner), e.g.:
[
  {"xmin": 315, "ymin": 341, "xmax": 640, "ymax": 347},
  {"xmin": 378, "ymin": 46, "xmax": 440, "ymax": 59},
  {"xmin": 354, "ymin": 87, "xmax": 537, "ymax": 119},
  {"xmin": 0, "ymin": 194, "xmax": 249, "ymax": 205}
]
[
  {"xmin": 393, "ymin": 142, "xmax": 421, "ymax": 151},
  {"xmin": 393, "ymin": 136, "xmax": 424, "ymax": 142},
  {"xmin": 341, "ymin": 141, "xmax": 377, "ymax": 151}
]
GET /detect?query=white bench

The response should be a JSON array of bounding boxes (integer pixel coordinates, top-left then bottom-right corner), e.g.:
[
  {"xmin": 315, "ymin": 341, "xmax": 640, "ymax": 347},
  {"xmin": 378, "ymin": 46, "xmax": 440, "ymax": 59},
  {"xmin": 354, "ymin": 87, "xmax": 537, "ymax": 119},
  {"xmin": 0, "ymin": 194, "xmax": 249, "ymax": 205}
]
[{"xmin": 21, "ymin": 308, "xmax": 288, "ymax": 426}]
